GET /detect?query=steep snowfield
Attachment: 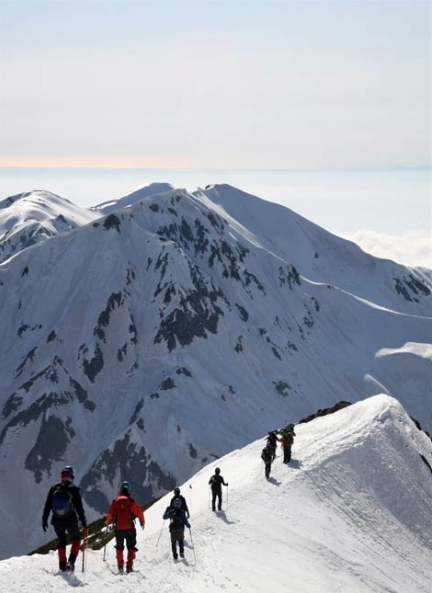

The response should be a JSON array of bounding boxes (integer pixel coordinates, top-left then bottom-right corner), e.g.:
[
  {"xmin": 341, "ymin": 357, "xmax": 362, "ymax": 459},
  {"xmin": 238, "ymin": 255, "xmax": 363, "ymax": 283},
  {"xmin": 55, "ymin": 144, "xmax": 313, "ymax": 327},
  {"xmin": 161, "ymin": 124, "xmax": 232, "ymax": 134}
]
[
  {"xmin": 0, "ymin": 186, "xmax": 431, "ymax": 559},
  {"xmin": 0, "ymin": 190, "xmax": 99, "ymax": 263},
  {"xmin": 0, "ymin": 395, "xmax": 431, "ymax": 593}
]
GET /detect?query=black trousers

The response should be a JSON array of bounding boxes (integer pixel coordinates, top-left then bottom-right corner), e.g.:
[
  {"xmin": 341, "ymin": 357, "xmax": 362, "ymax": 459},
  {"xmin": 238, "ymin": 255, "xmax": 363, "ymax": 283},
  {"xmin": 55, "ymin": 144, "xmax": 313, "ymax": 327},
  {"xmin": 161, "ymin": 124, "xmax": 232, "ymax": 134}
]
[
  {"xmin": 211, "ymin": 489, "xmax": 222, "ymax": 511},
  {"xmin": 54, "ymin": 521, "xmax": 81, "ymax": 548},
  {"xmin": 115, "ymin": 528, "xmax": 137, "ymax": 550},
  {"xmin": 264, "ymin": 462, "xmax": 272, "ymax": 479},
  {"xmin": 283, "ymin": 446, "xmax": 292, "ymax": 463},
  {"xmin": 170, "ymin": 529, "xmax": 185, "ymax": 557}
]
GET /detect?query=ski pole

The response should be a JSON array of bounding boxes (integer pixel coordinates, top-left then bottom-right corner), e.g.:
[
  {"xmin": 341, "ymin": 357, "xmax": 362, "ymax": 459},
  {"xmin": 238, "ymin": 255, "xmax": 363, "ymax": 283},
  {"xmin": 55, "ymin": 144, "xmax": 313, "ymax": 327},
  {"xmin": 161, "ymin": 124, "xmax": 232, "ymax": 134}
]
[
  {"xmin": 156, "ymin": 520, "xmax": 165, "ymax": 548},
  {"xmin": 188, "ymin": 528, "xmax": 196, "ymax": 563},
  {"xmin": 226, "ymin": 485, "xmax": 229, "ymax": 512},
  {"xmin": 103, "ymin": 526, "xmax": 108, "ymax": 562},
  {"xmin": 81, "ymin": 527, "xmax": 87, "ymax": 573}
]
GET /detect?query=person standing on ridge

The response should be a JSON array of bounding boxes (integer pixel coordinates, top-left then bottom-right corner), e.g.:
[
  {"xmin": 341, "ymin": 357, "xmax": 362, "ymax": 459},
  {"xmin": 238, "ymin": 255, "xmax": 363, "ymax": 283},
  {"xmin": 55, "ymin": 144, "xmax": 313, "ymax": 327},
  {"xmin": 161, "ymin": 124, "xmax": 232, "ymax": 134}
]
[
  {"xmin": 169, "ymin": 487, "xmax": 190, "ymax": 518},
  {"xmin": 163, "ymin": 498, "xmax": 191, "ymax": 560},
  {"xmin": 105, "ymin": 481, "xmax": 145, "ymax": 573},
  {"xmin": 277, "ymin": 424, "xmax": 295, "ymax": 464},
  {"xmin": 266, "ymin": 431, "xmax": 278, "ymax": 461},
  {"xmin": 208, "ymin": 467, "xmax": 228, "ymax": 512},
  {"xmin": 261, "ymin": 444, "xmax": 273, "ymax": 479},
  {"xmin": 42, "ymin": 465, "xmax": 87, "ymax": 573}
]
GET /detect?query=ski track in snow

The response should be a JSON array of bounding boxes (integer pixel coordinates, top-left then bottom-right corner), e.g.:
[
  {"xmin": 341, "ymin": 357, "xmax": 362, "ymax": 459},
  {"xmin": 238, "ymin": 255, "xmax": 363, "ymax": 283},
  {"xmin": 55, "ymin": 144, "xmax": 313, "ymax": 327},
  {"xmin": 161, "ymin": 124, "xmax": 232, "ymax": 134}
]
[{"xmin": 0, "ymin": 395, "xmax": 431, "ymax": 593}]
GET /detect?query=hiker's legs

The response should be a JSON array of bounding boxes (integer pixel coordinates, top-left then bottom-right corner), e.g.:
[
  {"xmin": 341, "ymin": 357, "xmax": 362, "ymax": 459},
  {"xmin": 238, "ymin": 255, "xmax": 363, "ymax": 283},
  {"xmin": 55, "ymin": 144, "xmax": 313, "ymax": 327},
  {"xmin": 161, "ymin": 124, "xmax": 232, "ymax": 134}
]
[{"xmin": 54, "ymin": 525, "xmax": 67, "ymax": 571}]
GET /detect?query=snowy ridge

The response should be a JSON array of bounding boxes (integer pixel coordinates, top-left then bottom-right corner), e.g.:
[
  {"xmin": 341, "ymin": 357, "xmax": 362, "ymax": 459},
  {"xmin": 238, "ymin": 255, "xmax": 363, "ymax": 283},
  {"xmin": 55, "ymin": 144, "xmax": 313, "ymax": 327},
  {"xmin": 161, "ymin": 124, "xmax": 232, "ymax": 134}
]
[
  {"xmin": 0, "ymin": 395, "xmax": 431, "ymax": 593},
  {"xmin": 0, "ymin": 190, "xmax": 99, "ymax": 264},
  {"xmin": 0, "ymin": 184, "xmax": 431, "ymax": 559},
  {"xmin": 93, "ymin": 182, "xmax": 175, "ymax": 215}
]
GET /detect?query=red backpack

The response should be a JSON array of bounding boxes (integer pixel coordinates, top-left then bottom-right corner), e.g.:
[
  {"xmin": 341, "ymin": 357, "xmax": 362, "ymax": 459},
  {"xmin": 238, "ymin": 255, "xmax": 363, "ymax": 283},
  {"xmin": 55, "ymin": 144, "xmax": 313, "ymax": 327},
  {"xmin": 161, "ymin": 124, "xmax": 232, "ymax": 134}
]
[{"xmin": 113, "ymin": 495, "xmax": 134, "ymax": 530}]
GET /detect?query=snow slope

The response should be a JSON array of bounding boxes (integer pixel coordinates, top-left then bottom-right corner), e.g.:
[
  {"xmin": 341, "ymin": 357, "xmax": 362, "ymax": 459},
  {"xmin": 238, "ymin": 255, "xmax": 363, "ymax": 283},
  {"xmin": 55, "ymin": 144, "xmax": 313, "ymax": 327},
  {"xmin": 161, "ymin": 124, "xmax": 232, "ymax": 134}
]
[
  {"xmin": 94, "ymin": 182, "xmax": 175, "ymax": 214},
  {"xmin": 0, "ymin": 395, "xmax": 431, "ymax": 593},
  {"xmin": 0, "ymin": 185, "xmax": 430, "ymax": 559},
  {"xmin": 0, "ymin": 190, "xmax": 99, "ymax": 264}
]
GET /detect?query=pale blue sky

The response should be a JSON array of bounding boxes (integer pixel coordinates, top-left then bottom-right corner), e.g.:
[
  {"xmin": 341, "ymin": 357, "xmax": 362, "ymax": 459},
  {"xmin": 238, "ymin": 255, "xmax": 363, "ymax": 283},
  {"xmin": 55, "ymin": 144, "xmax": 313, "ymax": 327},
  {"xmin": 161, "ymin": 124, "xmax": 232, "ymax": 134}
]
[{"xmin": 0, "ymin": 0, "xmax": 430, "ymax": 169}]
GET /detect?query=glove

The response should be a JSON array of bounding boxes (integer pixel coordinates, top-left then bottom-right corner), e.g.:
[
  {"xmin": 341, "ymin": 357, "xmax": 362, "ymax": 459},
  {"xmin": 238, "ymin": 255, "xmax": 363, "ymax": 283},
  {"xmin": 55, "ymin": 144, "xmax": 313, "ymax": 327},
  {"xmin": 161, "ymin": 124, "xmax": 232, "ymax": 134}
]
[
  {"xmin": 141, "ymin": 523, "xmax": 145, "ymax": 531},
  {"xmin": 42, "ymin": 519, "xmax": 48, "ymax": 532}
]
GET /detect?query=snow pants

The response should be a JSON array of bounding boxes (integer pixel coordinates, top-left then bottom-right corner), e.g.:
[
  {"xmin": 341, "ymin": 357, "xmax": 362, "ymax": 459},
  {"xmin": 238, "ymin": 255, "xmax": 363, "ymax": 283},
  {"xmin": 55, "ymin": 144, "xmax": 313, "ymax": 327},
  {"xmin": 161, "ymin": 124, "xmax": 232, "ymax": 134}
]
[
  {"xmin": 115, "ymin": 527, "xmax": 137, "ymax": 569},
  {"xmin": 170, "ymin": 528, "xmax": 185, "ymax": 558},
  {"xmin": 283, "ymin": 446, "xmax": 292, "ymax": 464},
  {"xmin": 211, "ymin": 489, "xmax": 222, "ymax": 511},
  {"xmin": 54, "ymin": 520, "xmax": 81, "ymax": 569}
]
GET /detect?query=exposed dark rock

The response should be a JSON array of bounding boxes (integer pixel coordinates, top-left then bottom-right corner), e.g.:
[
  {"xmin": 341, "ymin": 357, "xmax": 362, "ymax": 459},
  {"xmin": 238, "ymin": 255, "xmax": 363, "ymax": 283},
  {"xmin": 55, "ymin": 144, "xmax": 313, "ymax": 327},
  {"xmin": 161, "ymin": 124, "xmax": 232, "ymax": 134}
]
[
  {"xmin": 47, "ymin": 330, "xmax": 57, "ymax": 343},
  {"xmin": 404, "ymin": 274, "xmax": 431, "ymax": 297},
  {"xmin": 272, "ymin": 346, "xmax": 282, "ymax": 360},
  {"xmin": 149, "ymin": 203, "xmax": 160, "ymax": 212},
  {"xmin": 188, "ymin": 443, "xmax": 198, "ymax": 459},
  {"xmin": 160, "ymin": 378, "xmax": 176, "ymax": 391},
  {"xmin": 94, "ymin": 292, "xmax": 123, "ymax": 342},
  {"xmin": 176, "ymin": 367, "xmax": 193, "ymax": 377},
  {"xmin": 393, "ymin": 279, "xmax": 412, "ymax": 302},
  {"xmin": 234, "ymin": 336, "xmax": 243, "ymax": 353},
  {"xmin": 25, "ymin": 415, "xmax": 75, "ymax": 483},
  {"xmin": 236, "ymin": 304, "xmax": 249, "ymax": 322},
  {"xmin": 1, "ymin": 393, "xmax": 23, "ymax": 419},
  {"xmin": 80, "ymin": 433, "xmax": 176, "ymax": 513},
  {"xmin": 420, "ymin": 454, "xmax": 432, "ymax": 473},
  {"xmin": 15, "ymin": 347, "xmax": 38, "ymax": 378},
  {"xmin": 273, "ymin": 380, "xmax": 291, "ymax": 397},
  {"xmin": 103, "ymin": 214, "xmax": 121, "ymax": 232},
  {"xmin": 82, "ymin": 344, "xmax": 104, "ymax": 383},
  {"xmin": 130, "ymin": 399, "xmax": 145, "ymax": 425},
  {"xmin": 154, "ymin": 267, "xmax": 225, "ymax": 352},
  {"xmin": 21, "ymin": 266, "xmax": 29, "ymax": 277},
  {"xmin": 17, "ymin": 324, "xmax": 29, "ymax": 338},
  {"xmin": 297, "ymin": 401, "xmax": 352, "ymax": 424},
  {"xmin": 117, "ymin": 343, "xmax": 127, "ymax": 362},
  {"xmin": 69, "ymin": 378, "xmax": 95, "ymax": 412}
]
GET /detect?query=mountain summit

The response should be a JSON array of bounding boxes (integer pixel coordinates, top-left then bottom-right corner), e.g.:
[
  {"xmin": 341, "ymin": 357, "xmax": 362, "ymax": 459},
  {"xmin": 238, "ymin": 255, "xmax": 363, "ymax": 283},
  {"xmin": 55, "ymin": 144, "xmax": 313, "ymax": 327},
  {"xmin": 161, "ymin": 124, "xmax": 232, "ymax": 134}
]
[{"xmin": 0, "ymin": 184, "xmax": 430, "ymax": 558}]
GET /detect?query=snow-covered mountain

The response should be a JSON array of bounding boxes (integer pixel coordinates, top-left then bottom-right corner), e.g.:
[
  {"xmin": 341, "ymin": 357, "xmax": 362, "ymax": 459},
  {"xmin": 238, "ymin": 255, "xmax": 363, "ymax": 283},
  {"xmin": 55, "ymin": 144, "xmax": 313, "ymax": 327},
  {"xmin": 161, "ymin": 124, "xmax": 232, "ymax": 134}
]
[
  {"xmin": 93, "ymin": 182, "xmax": 175, "ymax": 215},
  {"xmin": 0, "ymin": 183, "xmax": 431, "ymax": 560},
  {"xmin": 0, "ymin": 395, "xmax": 431, "ymax": 592},
  {"xmin": 0, "ymin": 190, "xmax": 99, "ymax": 264}
]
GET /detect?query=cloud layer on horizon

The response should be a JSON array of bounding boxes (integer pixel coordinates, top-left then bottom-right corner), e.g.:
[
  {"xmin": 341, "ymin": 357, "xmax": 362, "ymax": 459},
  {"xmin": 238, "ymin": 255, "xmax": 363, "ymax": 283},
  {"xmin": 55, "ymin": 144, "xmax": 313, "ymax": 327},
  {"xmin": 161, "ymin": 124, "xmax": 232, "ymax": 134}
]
[{"xmin": 343, "ymin": 229, "xmax": 432, "ymax": 270}]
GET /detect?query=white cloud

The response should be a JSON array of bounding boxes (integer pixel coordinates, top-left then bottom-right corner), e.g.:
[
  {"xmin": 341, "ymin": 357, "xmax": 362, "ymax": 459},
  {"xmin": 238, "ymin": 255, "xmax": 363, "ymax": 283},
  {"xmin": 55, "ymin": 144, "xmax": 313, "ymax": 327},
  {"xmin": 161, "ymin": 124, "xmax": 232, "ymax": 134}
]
[{"xmin": 342, "ymin": 229, "xmax": 432, "ymax": 269}]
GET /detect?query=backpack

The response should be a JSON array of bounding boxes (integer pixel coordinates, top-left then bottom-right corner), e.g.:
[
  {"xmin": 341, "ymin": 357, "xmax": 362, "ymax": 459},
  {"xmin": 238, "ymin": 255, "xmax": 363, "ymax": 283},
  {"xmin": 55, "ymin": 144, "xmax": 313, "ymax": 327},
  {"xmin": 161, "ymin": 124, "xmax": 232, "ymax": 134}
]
[
  {"xmin": 170, "ymin": 511, "xmax": 184, "ymax": 530},
  {"xmin": 52, "ymin": 488, "xmax": 73, "ymax": 517},
  {"xmin": 113, "ymin": 496, "xmax": 134, "ymax": 530},
  {"xmin": 261, "ymin": 448, "xmax": 272, "ymax": 463}
]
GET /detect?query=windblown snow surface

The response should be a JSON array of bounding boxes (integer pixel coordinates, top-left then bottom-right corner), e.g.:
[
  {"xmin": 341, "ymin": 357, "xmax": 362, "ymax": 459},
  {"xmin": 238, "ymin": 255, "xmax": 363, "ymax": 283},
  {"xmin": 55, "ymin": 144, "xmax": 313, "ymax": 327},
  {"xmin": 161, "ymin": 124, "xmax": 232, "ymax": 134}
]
[{"xmin": 0, "ymin": 395, "xmax": 431, "ymax": 593}]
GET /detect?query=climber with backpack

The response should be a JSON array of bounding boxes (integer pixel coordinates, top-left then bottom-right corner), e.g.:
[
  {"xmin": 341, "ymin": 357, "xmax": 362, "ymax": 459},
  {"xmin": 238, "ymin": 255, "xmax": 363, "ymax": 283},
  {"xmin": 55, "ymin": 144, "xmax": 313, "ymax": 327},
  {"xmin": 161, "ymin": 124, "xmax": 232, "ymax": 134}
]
[
  {"xmin": 42, "ymin": 465, "xmax": 87, "ymax": 573},
  {"xmin": 105, "ymin": 481, "xmax": 145, "ymax": 573},
  {"xmin": 277, "ymin": 424, "xmax": 296, "ymax": 464},
  {"xmin": 208, "ymin": 467, "xmax": 228, "ymax": 512},
  {"xmin": 163, "ymin": 498, "xmax": 191, "ymax": 560},
  {"xmin": 169, "ymin": 487, "xmax": 190, "ymax": 518},
  {"xmin": 266, "ymin": 431, "xmax": 278, "ymax": 461},
  {"xmin": 261, "ymin": 445, "xmax": 273, "ymax": 479}
]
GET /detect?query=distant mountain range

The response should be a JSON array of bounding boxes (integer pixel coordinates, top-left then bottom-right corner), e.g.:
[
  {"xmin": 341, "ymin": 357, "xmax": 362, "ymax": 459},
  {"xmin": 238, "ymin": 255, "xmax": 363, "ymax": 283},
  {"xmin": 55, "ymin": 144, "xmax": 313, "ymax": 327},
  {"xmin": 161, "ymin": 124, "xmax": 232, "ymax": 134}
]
[{"xmin": 0, "ymin": 183, "xmax": 430, "ymax": 559}]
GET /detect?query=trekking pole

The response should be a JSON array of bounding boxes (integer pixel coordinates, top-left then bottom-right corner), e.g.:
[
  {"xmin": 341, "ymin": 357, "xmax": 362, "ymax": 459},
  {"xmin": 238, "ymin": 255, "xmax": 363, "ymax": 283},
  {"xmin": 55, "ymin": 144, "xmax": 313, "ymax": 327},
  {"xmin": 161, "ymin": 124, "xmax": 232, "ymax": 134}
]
[
  {"xmin": 188, "ymin": 528, "xmax": 197, "ymax": 563},
  {"xmin": 81, "ymin": 527, "xmax": 87, "ymax": 573},
  {"xmin": 226, "ymin": 485, "xmax": 229, "ymax": 512},
  {"xmin": 103, "ymin": 526, "xmax": 108, "ymax": 562},
  {"xmin": 156, "ymin": 520, "xmax": 165, "ymax": 548}
]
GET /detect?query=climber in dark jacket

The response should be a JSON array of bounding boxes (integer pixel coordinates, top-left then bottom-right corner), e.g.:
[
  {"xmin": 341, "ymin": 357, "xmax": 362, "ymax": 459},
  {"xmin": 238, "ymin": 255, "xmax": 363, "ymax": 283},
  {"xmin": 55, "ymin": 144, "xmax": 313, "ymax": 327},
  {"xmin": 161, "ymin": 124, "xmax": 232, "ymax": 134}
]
[
  {"xmin": 169, "ymin": 487, "xmax": 190, "ymax": 518},
  {"xmin": 208, "ymin": 467, "xmax": 228, "ymax": 512},
  {"xmin": 42, "ymin": 466, "xmax": 87, "ymax": 572},
  {"xmin": 261, "ymin": 445, "xmax": 273, "ymax": 479},
  {"xmin": 163, "ymin": 498, "xmax": 191, "ymax": 560}
]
